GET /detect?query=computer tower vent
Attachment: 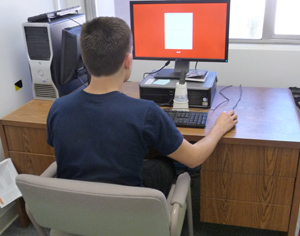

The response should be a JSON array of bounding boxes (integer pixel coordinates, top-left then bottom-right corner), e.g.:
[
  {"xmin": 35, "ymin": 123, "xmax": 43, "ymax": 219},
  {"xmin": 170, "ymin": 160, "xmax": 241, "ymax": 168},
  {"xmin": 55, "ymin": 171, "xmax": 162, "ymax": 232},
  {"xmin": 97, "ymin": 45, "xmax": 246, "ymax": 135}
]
[
  {"xmin": 24, "ymin": 26, "xmax": 51, "ymax": 61},
  {"xmin": 33, "ymin": 83, "xmax": 58, "ymax": 100}
]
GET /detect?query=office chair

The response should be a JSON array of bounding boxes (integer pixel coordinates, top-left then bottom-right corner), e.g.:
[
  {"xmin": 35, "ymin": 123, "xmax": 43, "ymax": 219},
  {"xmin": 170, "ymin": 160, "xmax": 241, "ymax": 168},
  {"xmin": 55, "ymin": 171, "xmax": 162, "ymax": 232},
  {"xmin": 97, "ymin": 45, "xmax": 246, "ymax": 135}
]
[{"xmin": 16, "ymin": 162, "xmax": 194, "ymax": 236}]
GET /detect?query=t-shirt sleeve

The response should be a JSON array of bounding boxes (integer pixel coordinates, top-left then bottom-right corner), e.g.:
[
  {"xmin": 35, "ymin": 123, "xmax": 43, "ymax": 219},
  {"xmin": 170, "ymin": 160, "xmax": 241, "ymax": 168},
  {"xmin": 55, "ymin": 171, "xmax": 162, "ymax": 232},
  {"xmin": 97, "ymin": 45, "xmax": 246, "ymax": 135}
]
[{"xmin": 143, "ymin": 102, "xmax": 183, "ymax": 155}]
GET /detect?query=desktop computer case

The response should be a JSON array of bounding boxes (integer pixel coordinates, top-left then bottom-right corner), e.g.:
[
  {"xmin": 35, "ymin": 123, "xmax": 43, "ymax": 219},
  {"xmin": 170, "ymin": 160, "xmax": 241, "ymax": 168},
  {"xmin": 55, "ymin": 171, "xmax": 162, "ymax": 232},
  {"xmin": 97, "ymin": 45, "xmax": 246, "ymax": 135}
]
[
  {"xmin": 139, "ymin": 71, "xmax": 217, "ymax": 108},
  {"xmin": 23, "ymin": 14, "xmax": 85, "ymax": 100}
]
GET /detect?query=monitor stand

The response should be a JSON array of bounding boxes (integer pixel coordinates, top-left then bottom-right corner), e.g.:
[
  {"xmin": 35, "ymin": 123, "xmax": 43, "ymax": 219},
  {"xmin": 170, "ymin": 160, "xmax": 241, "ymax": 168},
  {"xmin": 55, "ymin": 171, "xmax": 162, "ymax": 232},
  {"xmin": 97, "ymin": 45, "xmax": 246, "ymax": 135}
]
[{"xmin": 154, "ymin": 59, "xmax": 189, "ymax": 79}]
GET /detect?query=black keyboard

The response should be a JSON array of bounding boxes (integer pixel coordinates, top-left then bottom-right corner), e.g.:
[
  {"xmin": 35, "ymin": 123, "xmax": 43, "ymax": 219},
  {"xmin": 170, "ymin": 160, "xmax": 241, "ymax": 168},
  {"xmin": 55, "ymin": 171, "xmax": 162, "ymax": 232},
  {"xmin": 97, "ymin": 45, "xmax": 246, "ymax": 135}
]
[{"xmin": 164, "ymin": 109, "xmax": 208, "ymax": 128}]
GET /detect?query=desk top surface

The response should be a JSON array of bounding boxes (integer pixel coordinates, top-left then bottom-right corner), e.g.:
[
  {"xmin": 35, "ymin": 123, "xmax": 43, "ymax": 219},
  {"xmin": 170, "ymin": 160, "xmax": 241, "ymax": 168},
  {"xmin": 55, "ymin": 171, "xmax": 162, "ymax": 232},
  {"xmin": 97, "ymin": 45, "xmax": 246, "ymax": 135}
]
[{"xmin": 1, "ymin": 82, "xmax": 300, "ymax": 148}]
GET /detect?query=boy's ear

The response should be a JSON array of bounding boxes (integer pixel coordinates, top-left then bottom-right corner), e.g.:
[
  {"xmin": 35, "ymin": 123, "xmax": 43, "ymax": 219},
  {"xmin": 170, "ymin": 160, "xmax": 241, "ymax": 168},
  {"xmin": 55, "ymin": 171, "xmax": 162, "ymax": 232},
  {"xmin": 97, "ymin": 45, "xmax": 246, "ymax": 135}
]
[
  {"xmin": 124, "ymin": 53, "xmax": 133, "ymax": 70},
  {"xmin": 123, "ymin": 53, "xmax": 132, "ymax": 82}
]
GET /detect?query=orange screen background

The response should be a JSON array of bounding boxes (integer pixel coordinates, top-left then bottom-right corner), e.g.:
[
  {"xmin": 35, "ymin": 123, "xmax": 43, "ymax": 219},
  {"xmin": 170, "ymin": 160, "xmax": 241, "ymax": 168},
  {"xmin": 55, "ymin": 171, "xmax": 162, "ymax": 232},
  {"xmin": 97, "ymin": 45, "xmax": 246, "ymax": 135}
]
[{"xmin": 132, "ymin": 3, "xmax": 228, "ymax": 60}]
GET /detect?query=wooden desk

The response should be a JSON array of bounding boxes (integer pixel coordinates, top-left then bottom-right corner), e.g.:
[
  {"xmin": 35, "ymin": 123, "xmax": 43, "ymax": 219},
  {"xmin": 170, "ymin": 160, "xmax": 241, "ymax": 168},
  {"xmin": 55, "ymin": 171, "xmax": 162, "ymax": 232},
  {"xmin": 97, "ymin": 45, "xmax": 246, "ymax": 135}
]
[{"xmin": 1, "ymin": 82, "xmax": 300, "ymax": 236}]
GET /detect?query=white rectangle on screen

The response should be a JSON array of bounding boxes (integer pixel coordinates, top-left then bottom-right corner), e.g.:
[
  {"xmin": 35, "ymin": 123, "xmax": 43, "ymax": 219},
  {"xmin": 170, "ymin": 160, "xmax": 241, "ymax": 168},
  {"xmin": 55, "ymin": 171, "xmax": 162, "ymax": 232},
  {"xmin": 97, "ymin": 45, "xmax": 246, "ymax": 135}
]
[{"xmin": 164, "ymin": 13, "xmax": 193, "ymax": 50}]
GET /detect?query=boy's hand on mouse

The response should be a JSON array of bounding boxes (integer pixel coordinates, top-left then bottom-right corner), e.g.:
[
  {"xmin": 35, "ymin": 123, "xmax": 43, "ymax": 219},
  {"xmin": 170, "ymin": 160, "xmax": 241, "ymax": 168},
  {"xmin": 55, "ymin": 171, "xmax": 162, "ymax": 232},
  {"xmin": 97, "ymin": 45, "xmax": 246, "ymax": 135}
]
[{"xmin": 213, "ymin": 110, "xmax": 238, "ymax": 135}]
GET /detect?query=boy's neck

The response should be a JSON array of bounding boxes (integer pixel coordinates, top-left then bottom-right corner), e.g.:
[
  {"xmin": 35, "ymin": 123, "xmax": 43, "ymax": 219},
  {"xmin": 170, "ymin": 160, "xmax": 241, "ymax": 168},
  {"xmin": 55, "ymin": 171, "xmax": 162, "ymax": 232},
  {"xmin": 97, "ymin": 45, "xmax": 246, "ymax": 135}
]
[{"xmin": 84, "ymin": 74, "xmax": 126, "ymax": 95}]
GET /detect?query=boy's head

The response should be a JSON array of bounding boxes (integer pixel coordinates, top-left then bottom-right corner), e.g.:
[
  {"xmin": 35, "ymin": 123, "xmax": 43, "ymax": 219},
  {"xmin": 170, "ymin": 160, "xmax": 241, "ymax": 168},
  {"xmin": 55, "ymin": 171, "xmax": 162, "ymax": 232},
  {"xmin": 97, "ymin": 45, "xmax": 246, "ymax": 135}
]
[{"xmin": 80, "ymin": 17, "xmax": 132, "ymax": 77}]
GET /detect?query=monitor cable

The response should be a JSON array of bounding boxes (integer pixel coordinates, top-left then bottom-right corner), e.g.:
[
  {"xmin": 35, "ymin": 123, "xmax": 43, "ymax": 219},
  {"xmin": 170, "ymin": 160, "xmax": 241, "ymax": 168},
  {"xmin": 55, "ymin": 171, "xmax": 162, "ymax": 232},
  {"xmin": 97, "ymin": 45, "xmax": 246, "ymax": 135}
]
[
  {"xmin": 143, "ymin": 60, "xmax": 170, "ymax": 79},
  {"xmin": 77, "ymin": 66, "xmax": 89, "ymax": 87},
  {"xmin": 195, "ymin": 61, "xmax": 199, "ymax": 75},
  {"xmin": 66, "ymin": 16, "xmax": 82, "ymax": 26}
]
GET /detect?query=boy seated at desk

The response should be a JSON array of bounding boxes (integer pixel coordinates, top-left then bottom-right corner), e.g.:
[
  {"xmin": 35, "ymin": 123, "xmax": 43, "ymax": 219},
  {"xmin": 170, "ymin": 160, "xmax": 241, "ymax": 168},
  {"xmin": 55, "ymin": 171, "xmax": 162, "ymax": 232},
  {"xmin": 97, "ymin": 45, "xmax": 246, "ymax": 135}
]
[{"xmin": 46, "ymin": 17, "xmax": 238, "ymax": 196}]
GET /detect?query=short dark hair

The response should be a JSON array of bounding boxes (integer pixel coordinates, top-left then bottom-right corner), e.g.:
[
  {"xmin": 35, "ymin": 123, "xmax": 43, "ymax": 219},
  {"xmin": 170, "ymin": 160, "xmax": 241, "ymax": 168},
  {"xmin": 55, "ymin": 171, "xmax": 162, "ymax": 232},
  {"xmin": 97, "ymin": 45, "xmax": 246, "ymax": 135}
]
[{"xmin": 80, "ymin": 17, "xmax": 132, "ymax": 77}]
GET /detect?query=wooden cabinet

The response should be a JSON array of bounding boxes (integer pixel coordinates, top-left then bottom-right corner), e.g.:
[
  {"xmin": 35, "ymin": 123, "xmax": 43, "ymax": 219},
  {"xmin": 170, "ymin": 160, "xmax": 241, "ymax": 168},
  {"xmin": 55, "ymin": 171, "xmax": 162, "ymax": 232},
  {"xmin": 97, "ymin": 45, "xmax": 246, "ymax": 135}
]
[
  {"xmin": 200, "ymin": 144, "xmax": 299, "ymax": 231},
  {"xmin": 4, "ymin": 126, "xmax": 55, "ymax": 175},
  {"xmin": 0, "ymin": 100, "xmax": 55, "ymax": 176}
]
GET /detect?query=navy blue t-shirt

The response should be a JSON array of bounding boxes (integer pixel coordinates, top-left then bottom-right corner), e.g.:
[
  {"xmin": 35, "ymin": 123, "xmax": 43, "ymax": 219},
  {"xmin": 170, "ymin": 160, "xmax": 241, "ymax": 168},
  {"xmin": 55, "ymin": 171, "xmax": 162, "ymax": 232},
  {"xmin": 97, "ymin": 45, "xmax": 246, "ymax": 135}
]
[{"xmin": 47, "ymin": 89, "xmax": 183, "ymax": 187}]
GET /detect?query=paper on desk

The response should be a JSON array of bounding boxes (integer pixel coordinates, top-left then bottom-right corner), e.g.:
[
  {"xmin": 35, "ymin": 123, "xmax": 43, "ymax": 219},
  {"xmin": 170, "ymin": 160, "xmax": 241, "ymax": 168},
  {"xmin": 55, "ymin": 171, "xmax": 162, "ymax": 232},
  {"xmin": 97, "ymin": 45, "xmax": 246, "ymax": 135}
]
[
  {"xmin": 153, "ymin": 79, "xmax": 170, "ymax": 85},
  {"xmin": 0, "ymin": 158, "xmax": 22, "ymax": 208}
]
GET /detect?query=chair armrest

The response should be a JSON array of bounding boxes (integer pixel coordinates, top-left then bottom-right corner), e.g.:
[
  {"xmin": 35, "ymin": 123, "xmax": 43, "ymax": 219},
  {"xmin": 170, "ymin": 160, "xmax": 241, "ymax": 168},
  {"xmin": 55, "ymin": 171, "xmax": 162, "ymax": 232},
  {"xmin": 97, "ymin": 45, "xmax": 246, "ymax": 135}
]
[
  {"xmin": 22, "ymin": 162, "xmax": 57, "ymax": 236},
  {"xmin": 169, "ymin": 172, "xmax": 194, "ymax": 236},
  {"xmin": 40, "ymin": 162, "xmax": 57, "ymax": 177},
  {"xmin": 170, "ymin": 172, "xmax": 191, "ymax": 207}
]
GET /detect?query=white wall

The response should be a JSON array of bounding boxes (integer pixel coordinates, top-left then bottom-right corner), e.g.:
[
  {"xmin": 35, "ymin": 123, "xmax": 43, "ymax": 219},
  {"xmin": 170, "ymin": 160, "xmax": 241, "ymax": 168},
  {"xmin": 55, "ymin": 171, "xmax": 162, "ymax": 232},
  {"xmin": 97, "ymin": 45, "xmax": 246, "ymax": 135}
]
[
  {"xmin": 97, "ymin": 0, "xmax": 115, "ymax": 17},
  {"xmin": 130, "ymin": 44, "xmax": 300, "ymax": 88},
  {"xmin": 0, "ymin": 1, "xmax": 56, "ymax": 161}
]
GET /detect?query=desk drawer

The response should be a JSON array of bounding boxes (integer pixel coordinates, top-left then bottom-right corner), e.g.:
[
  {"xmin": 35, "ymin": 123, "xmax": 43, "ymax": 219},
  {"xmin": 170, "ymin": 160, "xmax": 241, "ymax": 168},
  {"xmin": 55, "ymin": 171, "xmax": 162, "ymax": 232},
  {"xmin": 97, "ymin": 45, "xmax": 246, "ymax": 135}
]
[
  {"xmin": 201, "ymin": 171, "xmax": 294, "ymax": 205},
  {"xmin": 202, "ymin": 144, "xmax": 298, "ymax": 177},
  {"xmin": 4, "ymin": 126, "xmax": 54, "ymax": 155},
  {"xmin": 200, "ymin": 198, "xmax": 290, "ymax": 232},
  {"xmin": 9, "ymin": 151, "xmax": 55, "ymax": 175}
]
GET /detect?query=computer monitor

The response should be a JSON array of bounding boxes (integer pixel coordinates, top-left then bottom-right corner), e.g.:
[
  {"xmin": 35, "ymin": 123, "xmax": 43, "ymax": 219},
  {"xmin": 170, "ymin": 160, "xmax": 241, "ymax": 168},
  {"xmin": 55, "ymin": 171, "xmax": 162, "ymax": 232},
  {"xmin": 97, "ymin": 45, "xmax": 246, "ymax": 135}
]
[
  {"xmin": 130, "ymin": 0, "xmax": 230, "ymax": 79},
  {"xmin": 60, "ymin": 25, "xmax": 89, "ymax": 95}
]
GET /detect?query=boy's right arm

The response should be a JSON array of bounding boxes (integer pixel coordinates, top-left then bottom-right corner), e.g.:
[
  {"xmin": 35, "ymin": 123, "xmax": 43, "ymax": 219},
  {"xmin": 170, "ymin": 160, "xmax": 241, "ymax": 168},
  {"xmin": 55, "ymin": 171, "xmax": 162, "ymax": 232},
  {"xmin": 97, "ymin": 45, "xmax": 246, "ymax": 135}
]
[{"xmin": 168, "ymin": 110, "xmax": 238, "ymax": 168}]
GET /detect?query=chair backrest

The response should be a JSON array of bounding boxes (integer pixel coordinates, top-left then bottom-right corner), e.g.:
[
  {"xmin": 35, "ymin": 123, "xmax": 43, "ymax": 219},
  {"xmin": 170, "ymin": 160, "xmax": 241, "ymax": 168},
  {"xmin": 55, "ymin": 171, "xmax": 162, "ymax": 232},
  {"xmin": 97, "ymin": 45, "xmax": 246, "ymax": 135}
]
[{"xmin": 16, "ymin": 174, "xmax": 171, "ymax": 236}]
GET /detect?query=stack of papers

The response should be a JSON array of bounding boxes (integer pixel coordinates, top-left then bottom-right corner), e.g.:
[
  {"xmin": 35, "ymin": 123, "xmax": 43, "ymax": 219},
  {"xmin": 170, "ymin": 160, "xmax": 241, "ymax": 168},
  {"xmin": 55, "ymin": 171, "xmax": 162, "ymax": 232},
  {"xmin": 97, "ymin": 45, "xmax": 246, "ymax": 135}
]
[
  {"xmin": 0, "ymin": 158, "xmax": 22, "ymax": 208},
  {"xmin": 185, "ymin": 70, "xmax": 208, "ymax": 82}
]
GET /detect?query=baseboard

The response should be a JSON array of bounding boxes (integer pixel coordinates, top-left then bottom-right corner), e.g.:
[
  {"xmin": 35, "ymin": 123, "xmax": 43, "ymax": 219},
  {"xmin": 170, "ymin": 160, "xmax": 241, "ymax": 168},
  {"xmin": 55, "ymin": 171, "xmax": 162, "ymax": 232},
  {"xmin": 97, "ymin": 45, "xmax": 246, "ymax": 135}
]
[{"xmin": 0, "ymin": 202, "xmax": 18, "ymax": 235}]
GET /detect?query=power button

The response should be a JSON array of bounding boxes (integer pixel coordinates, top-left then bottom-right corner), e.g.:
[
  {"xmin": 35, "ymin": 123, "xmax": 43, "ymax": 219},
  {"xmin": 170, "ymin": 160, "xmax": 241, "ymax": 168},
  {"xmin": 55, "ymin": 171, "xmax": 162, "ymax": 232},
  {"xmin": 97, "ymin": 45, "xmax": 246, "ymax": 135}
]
[{"xmin": 38, "ymin": 70, "xmax": 44, "ymax": 77}]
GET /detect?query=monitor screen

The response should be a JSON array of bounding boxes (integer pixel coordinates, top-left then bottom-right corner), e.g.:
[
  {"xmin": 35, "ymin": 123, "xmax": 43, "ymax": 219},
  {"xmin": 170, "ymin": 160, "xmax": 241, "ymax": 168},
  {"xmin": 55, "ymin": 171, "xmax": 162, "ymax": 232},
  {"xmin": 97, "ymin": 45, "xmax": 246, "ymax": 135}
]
[{"xmin": 130, "ymin": 0, "xmax": 230, "ymax": 79}]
